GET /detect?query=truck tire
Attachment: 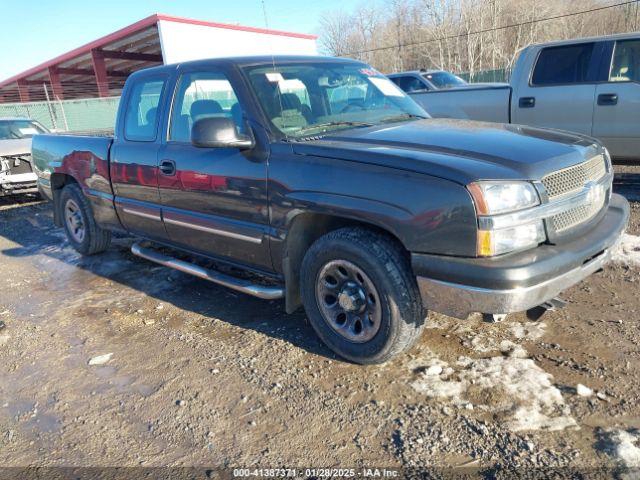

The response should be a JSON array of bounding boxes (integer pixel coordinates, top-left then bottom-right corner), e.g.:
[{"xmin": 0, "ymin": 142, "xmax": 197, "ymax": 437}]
[
  {"xmin": 300, "ymin": 227, "xmax": 425, "ymax": 364},
  {"xmin": 59, "ymin": 184, "xmax": 111, "ymax": 255}
]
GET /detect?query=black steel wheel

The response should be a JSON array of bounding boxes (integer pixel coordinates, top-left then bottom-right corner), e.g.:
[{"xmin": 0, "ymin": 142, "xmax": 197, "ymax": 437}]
[{"xmin": 315, "ymin": 259, "xmax": 382, "ymax": 343}]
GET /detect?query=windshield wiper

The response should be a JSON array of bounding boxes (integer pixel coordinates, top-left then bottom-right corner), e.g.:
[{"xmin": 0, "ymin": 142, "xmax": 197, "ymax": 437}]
[
  {"xmin": 294, "ymin": 121, "xmax": 375, "ymax": 136},
  {"xmin": 380, "ymin": 113, "xmax": 429, "ymax": 124}
]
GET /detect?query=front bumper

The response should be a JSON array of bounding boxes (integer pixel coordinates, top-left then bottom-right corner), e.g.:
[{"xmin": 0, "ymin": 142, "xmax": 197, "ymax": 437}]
[
  {"xmin": 413, "ymin": 194, "xmax": 630, "ymax": 319},
  {"xmin": 0, "ymin": 172, "xmax": 38, "ymax": 196}
]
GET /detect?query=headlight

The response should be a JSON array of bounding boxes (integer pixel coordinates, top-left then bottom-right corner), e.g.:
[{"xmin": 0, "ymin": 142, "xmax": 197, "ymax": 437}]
[
  {"xmin": 603, "ymin": 148, "xmax": 612, "ymax": 172},
  {"xmin": 477, "ymin": 221, "xmax": 546, "ymax": 256},
  {"xmin": 468, "ymin": 181, "xmax": 545, "ymax": 256},
  {"xmin": 468, "ymin": 181, "xmax": 540, "ymax": 215}
]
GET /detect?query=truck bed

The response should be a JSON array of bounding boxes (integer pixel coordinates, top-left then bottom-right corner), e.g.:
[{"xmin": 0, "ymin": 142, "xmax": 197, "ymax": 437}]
[
  {"xmin": 410, "ymin": 84, "xmax": 512, "ymax": 123},
  {"xmin": 31, "ymin": 133, "xmax": 114, "ymax": 200}
]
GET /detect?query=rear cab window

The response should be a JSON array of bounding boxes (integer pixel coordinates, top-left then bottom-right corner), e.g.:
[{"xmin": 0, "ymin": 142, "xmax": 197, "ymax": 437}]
[
  {"xmin": 531, "ymin": 43, "xmax": 596, "ymax": 86},
  {"xmin": 123, "ymin": 78, "xmax": 166, "ymax": 142}
]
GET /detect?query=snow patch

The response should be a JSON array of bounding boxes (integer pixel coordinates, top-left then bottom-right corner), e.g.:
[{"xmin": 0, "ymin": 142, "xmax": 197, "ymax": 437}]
[
  {"xmin": 426, "ymin": 314, "xmax": 547, "ymax": 356},
  {"xmin": 88, "ymin": 353, "xmax": 113, "ymax": 366},
  {"xmin": 576, "ymin": 383, "xmax": 593, "ymax": 397},
  {"xmin": 510, "ymin": 321, "xmax": 547, "ymax": 341},
  {"xmin": 599, "ymin": 429, "xmax": 640, "ymax": 469},
  {"xmin": 411, "ymin": 354, "xmax": 576, "ymax": 432},
  {"xmin": 613, "ymin": 234, "xmax": 640, "ymax": 268},
  {"xmin": 466, "ymin": 321, "xmax": 546, "ymax": 356}
]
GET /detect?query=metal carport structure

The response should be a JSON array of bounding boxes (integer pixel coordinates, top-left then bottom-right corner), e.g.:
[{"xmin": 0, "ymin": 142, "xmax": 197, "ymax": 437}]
[{"xmin": 0, "ymin": 14, "xmax": 317, "ymax": 103}]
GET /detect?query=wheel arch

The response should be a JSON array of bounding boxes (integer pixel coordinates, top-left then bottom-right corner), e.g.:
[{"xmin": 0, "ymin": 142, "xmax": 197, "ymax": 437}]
[
  {"xmin": 281, "ymin": 210, "xmax": 410, "ymax": 314},
  {"xmin": 50, "ymin": 173, "xmax": 79, "ymax": 227}
]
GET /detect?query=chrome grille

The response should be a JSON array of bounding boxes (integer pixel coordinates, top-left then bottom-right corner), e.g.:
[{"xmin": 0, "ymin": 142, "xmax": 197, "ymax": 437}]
[
  {"xmin": 550, "ymin": 187, "xmax": 607, "ymax": 232},
  {"xmin": 542, "ymin": 155, "xmax": 607, "ymax": 199}
]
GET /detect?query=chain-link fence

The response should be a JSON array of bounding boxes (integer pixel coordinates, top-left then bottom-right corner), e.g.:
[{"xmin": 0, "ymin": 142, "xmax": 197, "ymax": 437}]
[{"xmin": 0, "ymin": 96, "xmax": 120, "ymax": 133}]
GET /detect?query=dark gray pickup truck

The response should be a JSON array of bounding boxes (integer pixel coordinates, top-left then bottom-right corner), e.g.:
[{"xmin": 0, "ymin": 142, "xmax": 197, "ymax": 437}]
[{"xmin": 32, "ymin": 56, "xmax": 629, "ymax": 364}]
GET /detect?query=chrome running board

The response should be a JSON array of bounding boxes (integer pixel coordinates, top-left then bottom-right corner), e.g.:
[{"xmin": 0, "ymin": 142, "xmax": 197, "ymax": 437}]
[{"xmin": 131, "ymin": 242, "xmax": 284, "ymax": 300}]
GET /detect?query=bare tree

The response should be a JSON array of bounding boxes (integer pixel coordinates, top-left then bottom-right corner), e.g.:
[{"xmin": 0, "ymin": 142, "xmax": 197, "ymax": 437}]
[{"xmin": 319, "ymin": 0, "xmax": 635, "ymax": 77}]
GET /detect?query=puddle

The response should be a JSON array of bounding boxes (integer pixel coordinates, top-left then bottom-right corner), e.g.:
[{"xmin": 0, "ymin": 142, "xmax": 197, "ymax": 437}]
[
  {"xmin": 3, "ymin": 399, "xmax": 36, "ymax": 419},
  {"xmin": 24, "ymin": 412, "xmax": 62, "ymax": 434}
]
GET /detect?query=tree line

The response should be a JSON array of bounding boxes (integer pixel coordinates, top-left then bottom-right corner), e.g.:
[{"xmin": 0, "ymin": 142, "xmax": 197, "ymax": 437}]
[{"xmin": 319, "ymin": 0, "xmax": 640, "ymax": 77}]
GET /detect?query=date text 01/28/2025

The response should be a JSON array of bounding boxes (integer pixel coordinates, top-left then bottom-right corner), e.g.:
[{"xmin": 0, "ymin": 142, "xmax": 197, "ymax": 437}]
[{"xmin": 232, "ymin": 468, "xmax": 400, "ymax": 477}]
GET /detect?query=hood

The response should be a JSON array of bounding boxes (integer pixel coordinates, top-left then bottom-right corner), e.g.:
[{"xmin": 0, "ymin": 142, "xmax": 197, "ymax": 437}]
[
  {"xmin": 0, "ymin": 138, "xmax": 32, "ymax": 157},
  {"xmin": 291, "ymin": 119, "xmax": 601, "ymax": 185}
]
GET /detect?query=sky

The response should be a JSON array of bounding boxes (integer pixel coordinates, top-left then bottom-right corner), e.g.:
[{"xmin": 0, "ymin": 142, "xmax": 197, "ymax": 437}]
[{"xmin": 0, "ymin": 0, "xmax": 358, "ymax": 81}]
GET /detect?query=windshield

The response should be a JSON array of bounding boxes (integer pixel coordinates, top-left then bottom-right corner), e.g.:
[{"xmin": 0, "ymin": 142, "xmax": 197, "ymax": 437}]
[
  {"xmin": 0, "ymin": 120, "xmax": 47, "ymax": 140},
  {"xmin": 423, "ymin": 72, "xmax": 467, "ymax": 89},
  {"xmin": 243, "ymin": 62, "xmax": 429, "ymax": 138}
]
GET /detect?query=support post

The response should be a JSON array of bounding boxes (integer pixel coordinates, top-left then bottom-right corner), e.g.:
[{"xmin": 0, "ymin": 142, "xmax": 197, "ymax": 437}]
[
  {"xmin": 43, "ymin": 83, "xmax": 58, "ymax": 130},
  {"xmin": 17, "ymin": 80, "xmax": 30, "ymax": 102},
  {"xmin": 48, "ymin": 67, "xmax": 64, "ymax": 100},
  {"xmin": 91, "ymin": 48, "xmax": 110, "ymax": 97}
]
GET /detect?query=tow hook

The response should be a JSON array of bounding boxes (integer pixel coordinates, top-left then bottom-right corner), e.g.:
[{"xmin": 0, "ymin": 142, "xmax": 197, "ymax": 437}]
[{"xmin": 526, "ymin": 297, "xmax": 567, "ymax": 321}]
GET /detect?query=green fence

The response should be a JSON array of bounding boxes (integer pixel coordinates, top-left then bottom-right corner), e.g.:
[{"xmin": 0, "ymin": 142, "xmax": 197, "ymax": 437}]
[
  {"xmin": 459, "ymin": 68, "xmax": 510, "ymax": 83},
  {"xmin": 0, "ymin": 96, "xmax": 120, "ymax": 132}
]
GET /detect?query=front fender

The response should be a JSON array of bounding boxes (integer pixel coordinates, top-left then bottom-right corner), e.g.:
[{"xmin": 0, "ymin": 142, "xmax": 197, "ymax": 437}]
[{"xmin": 269, "ymin": 152, "xmax": 478, "ymax": 257}]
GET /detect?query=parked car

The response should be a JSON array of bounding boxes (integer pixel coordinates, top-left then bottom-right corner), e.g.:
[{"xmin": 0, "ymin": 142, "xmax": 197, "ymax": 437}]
[
  {"xmin": 32, "ymin": 56, "xmax": 628, "ymax": 364},
  {"xmin": 0, "ymin": 117, "xmax": 48, "ymax": 197},
  {"xmin": 407, "ymin": 33, "xmax": 640, "ymax": 163},
  {"xmin": 389, "ymin": 70, "xmax": 506, "ymax": 94},
  {"xmin": 388, "ymin": 70, "xmax": 470, "ymax": 92}
]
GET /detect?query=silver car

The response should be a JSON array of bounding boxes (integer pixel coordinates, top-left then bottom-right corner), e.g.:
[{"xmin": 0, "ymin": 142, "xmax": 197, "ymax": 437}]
[
  {"xmin": 388, "ymin": 69, "xmax": 471, "ymax": 92},
  {"xmin": 0, "ymin": 117, "xmax": 48, "ymax": 197}
]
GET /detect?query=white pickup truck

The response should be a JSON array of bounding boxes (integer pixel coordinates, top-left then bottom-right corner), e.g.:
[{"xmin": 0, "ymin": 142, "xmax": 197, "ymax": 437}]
[{"xmin": 397, "ymin": 33, "xmax": 640, "ymax": 163}]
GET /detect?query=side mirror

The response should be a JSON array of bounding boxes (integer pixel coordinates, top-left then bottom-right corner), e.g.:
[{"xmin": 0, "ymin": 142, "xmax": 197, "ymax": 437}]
[{"xmin": 191, "ymin": 117, "xmax": 254, "ymax": 149}]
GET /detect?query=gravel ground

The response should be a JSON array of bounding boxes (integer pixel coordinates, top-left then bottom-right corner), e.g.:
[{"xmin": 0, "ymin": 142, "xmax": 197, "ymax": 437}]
[{"xmin": 0, "ymin": 171, "xmax": 639, "ymax": 476}]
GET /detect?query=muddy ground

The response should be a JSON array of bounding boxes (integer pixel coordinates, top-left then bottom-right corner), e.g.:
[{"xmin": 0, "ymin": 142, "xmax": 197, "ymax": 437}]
[{"xmin": 0, "ymin": 169, "xmax": 639, "ymax": 476}]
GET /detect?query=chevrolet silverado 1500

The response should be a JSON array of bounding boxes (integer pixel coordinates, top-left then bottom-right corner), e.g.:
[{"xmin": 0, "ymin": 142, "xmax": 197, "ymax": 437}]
[
  {"xmin": 400, "ymin": 33, "xmax": 640, "ymax": 163},
  {"xmin": 32, "ymin": 56, "xmax": 629, "ymax": 363}
]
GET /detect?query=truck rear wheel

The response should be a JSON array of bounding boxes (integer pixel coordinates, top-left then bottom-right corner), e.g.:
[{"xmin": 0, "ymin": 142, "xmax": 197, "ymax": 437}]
[
  {"xmin": 59, "ymin": 184, "xmax": 111, "ymax": 255},
  {"xmin": 300, "ymin": 227, "xmax": 425, "ymax": 364}
]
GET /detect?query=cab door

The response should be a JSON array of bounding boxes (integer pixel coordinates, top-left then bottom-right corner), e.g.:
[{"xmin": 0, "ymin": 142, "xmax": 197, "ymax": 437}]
[
  {"xmin": 110, "ymin": 73, "xmax": 169, "ymax": 240},
  {"xmin": 513, "ymin": 42, "xmax": 602, "ymax": 136},
  {"xmin": 157, "ymin": 66, "xmax": 272, "ymax": 271},
  {"xmin": 592, "ymin": 38, "xmax": 640, "ymax": 161}
]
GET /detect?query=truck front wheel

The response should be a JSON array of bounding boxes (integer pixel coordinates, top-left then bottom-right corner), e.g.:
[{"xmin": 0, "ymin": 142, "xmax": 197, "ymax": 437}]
[
  {"xmin": 59, "ymin": 184, "xmax": 111, "ymax": 255},
  {"xmin": 300, "ymin": 227, "xmax": 425, "ymax": 364}
]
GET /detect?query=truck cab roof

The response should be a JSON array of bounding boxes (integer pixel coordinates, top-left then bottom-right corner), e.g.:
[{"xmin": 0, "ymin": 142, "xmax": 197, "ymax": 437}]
[
  {"xmin": 528, "ymin": 31, "xmax": 640, "ymax": 49},
  {"xmin": 130, "ymin": 55, "xmax": 364, "ymax": 77}
]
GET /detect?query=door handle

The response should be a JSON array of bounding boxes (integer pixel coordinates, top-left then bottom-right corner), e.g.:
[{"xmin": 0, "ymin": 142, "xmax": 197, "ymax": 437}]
[
  {"xmin": 519, "ymin": 97, "xmax": 535, "ymax": 108},
  {"xmin": 159, "ymin": 159, "xmax": 176, "ymax": 176},
  {"xmin": 597, "ymin": 93, "xmax": 618, "ymax": 106}
]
